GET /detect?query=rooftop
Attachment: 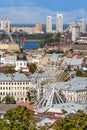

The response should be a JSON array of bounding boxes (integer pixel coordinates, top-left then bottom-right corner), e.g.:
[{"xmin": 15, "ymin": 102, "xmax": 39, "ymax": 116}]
[{"xmin": 0, "ymin": 73, "xmax": 30, "ymax": 82}]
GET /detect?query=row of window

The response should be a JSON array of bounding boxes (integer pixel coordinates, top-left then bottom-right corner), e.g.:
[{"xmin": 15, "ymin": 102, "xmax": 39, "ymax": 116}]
[
  {"xmin": 17, "ymin": 62, "xmax": 27, "ymax": 66},
  {"xmin": 64, "ymin": 91, "xmax": 87, "ymax": 95},
  {"xmin": 0, "ymin": 92, "xmax": 26, "ymax": 96},
  {"xmin": 0, "ymin": 82, "xmax": 30, "ymax": 85},
  {"xmin": 0, "ymin": 86, "xmax": 29, "ymax": 90}
]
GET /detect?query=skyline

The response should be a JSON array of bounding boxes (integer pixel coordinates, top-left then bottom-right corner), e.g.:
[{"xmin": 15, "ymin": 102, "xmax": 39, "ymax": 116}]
[{"xmin": 0, "ymin": 0, "xmax": 87, "ymax": 24}]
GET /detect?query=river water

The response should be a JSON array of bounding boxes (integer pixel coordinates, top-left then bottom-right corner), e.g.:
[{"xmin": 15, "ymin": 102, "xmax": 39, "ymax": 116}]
[{"xmin": 17, "ymin": 41, "xmax": 40, "ymax": 50}]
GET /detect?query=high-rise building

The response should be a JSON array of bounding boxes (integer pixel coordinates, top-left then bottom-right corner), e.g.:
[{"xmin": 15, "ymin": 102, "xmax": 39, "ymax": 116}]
[
  {"xmin": 46, "ymin": 16, "xmax": 52, "ymax": 33},
  {"xmin": 56, "ymin": 13, "xmax": 63, "ymax": 33},
  {"xmin": 0, "ymin": 17, "xmax": 10, "ymax": 33},
  {"xmin": 77, "ymin": 18, "xmax": 86, "ymax": 33},
  {"xmin": 72, "ymin": 23, "xmax": 80, "ymax": 41}
]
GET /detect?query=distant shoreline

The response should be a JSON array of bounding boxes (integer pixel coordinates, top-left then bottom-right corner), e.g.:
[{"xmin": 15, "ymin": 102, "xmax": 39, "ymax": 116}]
[{"xmin": 25, "ymin": 40, "xmax": 41, "ymax": 42}]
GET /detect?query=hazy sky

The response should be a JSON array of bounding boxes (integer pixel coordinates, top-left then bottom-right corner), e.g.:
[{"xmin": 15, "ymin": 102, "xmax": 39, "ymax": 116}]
[{"xmin": 0, "ymin": 0, "xmax": 87, "ymax": 24}]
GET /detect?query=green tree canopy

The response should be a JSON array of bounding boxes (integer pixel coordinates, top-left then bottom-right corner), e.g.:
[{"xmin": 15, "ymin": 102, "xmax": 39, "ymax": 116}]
[
  {"xmin": 2, "ymin": 95, "xmax": 16, "ymax": 104},
  {"xmin": 52, "ymin": 110, "xmax": 87, "ymax": 130},
  {"xmin": 0, "ymin": 106, "xmax": 38, "ymax": 130},
  {"xmin": 28, "ymin": 63, "xmax": 37, "ymax": 73}
]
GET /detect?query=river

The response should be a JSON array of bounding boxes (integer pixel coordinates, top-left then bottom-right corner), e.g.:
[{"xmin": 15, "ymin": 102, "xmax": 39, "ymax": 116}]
[{"xmin": 17, "ymin": 41, "xmax": 40, "ymax": 50}]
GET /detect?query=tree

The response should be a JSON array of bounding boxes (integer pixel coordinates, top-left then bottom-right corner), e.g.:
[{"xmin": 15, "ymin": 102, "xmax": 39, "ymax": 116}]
[
  {"xmin": 2, "ymin": 95, "xmax": 16, "ymax": 104},
  {"xmin": 3, "ymin": 106, "xmax": 38, "ymax": 130},
  {"xmin": 0, "ymin": 118, "xmax": 9, "ymax": 130},
  {"xmin": 61, "ymin": 109, "xmax": 67, "ymax": 114},
  {"xmin": 3, "ymin": 67, "xmax": 15, "ymax": 74},
  {"xmin": 27, "ymin": 89, "xmax": 37, "ymax": 103},
  {"xmin": 28, "ymin": 63, "xmax": 37, "ymax": 73},
  {"xmin": 52, "ymin": 110, "xmax": 87, "ymax": 130}
]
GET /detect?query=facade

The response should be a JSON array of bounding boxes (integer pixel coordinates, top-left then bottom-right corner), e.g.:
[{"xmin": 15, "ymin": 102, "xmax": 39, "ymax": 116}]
[
  {"xmin": 63, "ymin": 57, "xmax": 84, "ymax": 69},
  {"xmin": 0, "ymin": 43, "xmax": 19, "ymax": 52},
  {"xmin": 72, "ymin": 24, "xmax": 80, "ymax": 41},
  {"xmin": 77, "ymin": 18, "xmax": 86, "ymax": 33},
  {"xmin": 37, "ymin": 77, "xmax": 87, "ymax": 103},
  {"xmin": 0, "ymin": 17, "xmax": 10, "ymax": 33},
  {"xmin": 62, "ymin": 77, "xmax": 87, "ymax": 102},
  {"xmin": 56, "ymin": 13, "xmax": 63, "ymax": 33},
  {"xmin": 0, "ymin": 73, "xmax": 34, "ymax": 102},
  {"xmin": 46, "ymin": 16, "xmax": 52, "ymax": 33},
  {"xmin": 36, "ymin": 23, "xmax": 42, "ymax": 32},
  {"xmin": 11, "ymin": 23, "xmax": 44, "ymax": 34},
  {"xmin": 0, "ymin": 56, "xmax": 16, "ymax": 65}
]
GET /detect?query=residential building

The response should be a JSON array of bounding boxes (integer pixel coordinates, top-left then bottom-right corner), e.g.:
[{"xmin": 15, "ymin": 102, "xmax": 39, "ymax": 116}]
[
  {"xmin": 36, "ymin": 23, "xmax": 42, "ymax": 32},
  {"xmin": 56, "ymin": 13, "xmax": 63, "ymax": 33},
  {"xmin": 39, "ymin": 76, "xmax": 87, "ymax": 103},
  {"xmin": 46, "ymin": 16, "xmax": 52, "ymax": 33},
  {"xmin": 61, "ymin": 77, "xmax": 87, "ymax": 102},
  {"xmin": 0, "ymin": 55, "xmax": 16, "ymax": 65},
  {"xmin": 77, "ymin": 18, "xmax": 86, "ymax": 33},
  {"xmin": 0, "ymin": 43, "xmax": 19, "ymax": 52},
  {"xmin": 11, "ymin": 23, "xmax": 44, "ymax": 34},
  {"xmin": 0, "ymin": 73, "xmax": 34, "ymax": 102},
  {"xmin": 0, "ymin": 17, "xmax": 10, "ymax": 33},
  {"xmin": 71, "ymin": 23, "xmax": 80, "ymax": 41}
]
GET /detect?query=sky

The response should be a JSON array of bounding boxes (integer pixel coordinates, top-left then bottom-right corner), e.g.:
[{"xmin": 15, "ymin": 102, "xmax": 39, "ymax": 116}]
[{"xmin": 0, "ymin": 0, "xmax": 87, "ymax": 24}]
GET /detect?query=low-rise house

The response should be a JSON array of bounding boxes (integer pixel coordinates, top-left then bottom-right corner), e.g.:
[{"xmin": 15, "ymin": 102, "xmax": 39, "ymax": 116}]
[
  {"xmin": 0, "ymin": 55, "xmax": 16, "ymax": 65},
  {"xmin": 63, "ymin": 57, "xmax": 84, "ymax": 69}
]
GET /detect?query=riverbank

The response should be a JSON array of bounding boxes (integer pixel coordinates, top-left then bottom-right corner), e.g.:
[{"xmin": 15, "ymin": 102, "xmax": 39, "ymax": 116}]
[{"xmin": 25, "ymin": 39, "xmax": 41, "ymax": 42}]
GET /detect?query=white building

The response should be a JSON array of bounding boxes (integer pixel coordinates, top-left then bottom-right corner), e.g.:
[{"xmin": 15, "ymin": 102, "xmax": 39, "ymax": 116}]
[
  {"xmin": 72, "ymin": 23, "xmax": 80, "ymax": 41},
  {"xmin": 0, "ymin": 55, "xmax": 16, "ymax": 65},
  {"xmin": 61, "ymin": 77, "xmax": 87, "ymax": 102},
  {"xmin": 0, "ymin": 17, "xmax": 10, "ymax": 33},
  {"xmin": 77, "ymin": 18, "xmax": 86, "ymax": 33},
  {"xmin": 15, "ymin": 45, "xmax": 29, "ymax": 72},
  {"xmin": 46, "ymin": 16, "xmax": 52, "ymax": 33},
  {"xmin": 56, "ymin": 13, "xmax": 63, "ymax": 33},
  {"xmin": 0, "ymin": 73, "xmax": 34, "ymax": 102},
  {"xmin": 63, "ymin": 57, "xmax": 84, "ymax": 69},
  {"xmin": 40, "ymin": 76, "xmax": 87, "ymax": 103}
]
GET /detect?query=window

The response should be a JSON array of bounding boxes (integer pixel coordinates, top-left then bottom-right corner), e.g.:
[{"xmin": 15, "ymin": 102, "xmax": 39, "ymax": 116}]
[
  {"xmin": 0, "ymin": 87, "xmax": 2, "ymax": 90},
  {"xmin": 3, "ymin": 87, "xmax": 5, "ymax": 90},
  {"xmin": 20, "ymin": 63, "xmax": 22, "ymax": 66},
  {"xmin": 17, "ymin": 98, "xmax": 19, "ymax": 101},
  {"xmin": 0, "ymin": 92, "xmax": 2, "ymax": 95},
  {"xmin": 3, "ymin": 92, "xmax": 5, "ymax": 95},
  {"xmin": 6, "ymin": 87, "xmax": 8, "ymax": 90}
]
